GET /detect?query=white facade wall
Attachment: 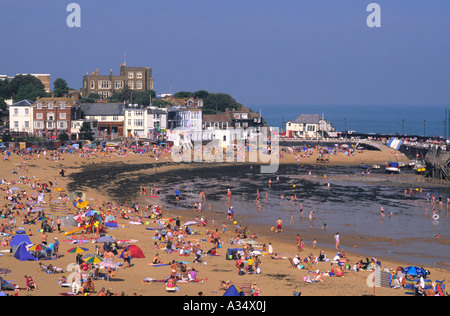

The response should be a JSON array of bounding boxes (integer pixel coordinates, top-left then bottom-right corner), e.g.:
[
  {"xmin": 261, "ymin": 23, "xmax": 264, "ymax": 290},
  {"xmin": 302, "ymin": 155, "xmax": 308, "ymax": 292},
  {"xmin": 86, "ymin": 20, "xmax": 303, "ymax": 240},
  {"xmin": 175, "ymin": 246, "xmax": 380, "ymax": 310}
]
[{"xmin": 9, "ymin": 104, "xmax": 33, "ymax": 133}]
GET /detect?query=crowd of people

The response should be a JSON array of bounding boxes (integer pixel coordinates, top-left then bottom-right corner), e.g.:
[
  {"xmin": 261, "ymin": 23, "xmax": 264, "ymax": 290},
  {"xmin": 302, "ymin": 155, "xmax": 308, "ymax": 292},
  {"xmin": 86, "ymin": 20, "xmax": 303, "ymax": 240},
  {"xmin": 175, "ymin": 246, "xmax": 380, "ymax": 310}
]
[{"xmin": 1, "ymin": 143, "xmax": 448, "ymax": 297}]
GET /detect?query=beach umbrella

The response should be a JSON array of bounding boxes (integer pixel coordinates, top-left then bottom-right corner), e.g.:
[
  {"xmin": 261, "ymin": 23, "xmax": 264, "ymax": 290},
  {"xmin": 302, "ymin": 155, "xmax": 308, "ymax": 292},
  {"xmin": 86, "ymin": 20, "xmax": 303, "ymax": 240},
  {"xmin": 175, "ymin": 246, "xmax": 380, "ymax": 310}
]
[
  {"xmin": 10, "ymin": 186, "xmax": 21, "ymax": 191},
  {"xmin": 82, "ymin": 253, "xmax": 102, "ymax": 260},
  {"xmin": 96, "ymin": 235, "xmax": 115, "ymax": 243},
  {"xmin": 182, "ymin": 221, "xmax": 198, "ymax": 226},
  {"xmin": 76, "ymin": 201, "xmax": 89, "ymax": 209},
  {"xmin": 54, "ymin": 188, "xmax": 64, "ymax": 192},
  {"xmin": 84, "ymin": 256, "xmax": 103, "ymax": 264},
  {"xmin": 402, "ymin": 266, "xmax": 427, "ymax": 277},
  {"xmin": 28, "ymin": 244, "xmax": 48, "ymax": 252},
  {"xmin": 67, "ymin": 247, "xmax": 89, "ymax": 253},
  {"xmin": 85, "ymin": 210, "xmax": 99, "ymax": 217}
]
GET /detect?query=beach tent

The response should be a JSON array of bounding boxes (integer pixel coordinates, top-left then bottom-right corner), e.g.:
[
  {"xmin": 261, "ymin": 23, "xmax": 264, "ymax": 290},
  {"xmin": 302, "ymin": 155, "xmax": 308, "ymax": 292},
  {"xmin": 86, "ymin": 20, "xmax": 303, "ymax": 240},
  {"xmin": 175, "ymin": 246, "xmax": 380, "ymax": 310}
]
[
  {"xmin": 119, "ymin": 245, "xmax": 145, "ymax": 259},
  {"xmin": 104, "ymin": 215, "xmax": 118, "ymax": 227},
  {"xmin": 226, "ymin": 248, "xmax": 244, "ymax": 260},
  {"xmin": 14, "ymin": 242, "xmax": 37, "ymax": 261},
  {"xmin": 10, "ymin": 233, "xmax": 32, "ymax": 255},
  {"xmin": 223, "ymin": 285, "xmax": 244, "ymax": 296}
]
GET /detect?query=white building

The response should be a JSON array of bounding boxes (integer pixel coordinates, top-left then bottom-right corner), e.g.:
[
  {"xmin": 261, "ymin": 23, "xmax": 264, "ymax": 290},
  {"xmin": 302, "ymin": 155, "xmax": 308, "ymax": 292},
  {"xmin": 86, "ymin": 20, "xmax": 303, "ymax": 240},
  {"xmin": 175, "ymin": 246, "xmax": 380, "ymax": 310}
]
[
  {"xmin": 9, "ymin": 99, "xmax": 34, "ymax": 133},
  {"xmin": 286, "ymin": 114, "xmax": 336, "ymax": 139},
  {"xmin": 124, "ymin": 104, "xmax": 147, "ymax": 138},
  {"xmin": 147, "ymin": 107, "xmax": 167, "ymax": 130}
]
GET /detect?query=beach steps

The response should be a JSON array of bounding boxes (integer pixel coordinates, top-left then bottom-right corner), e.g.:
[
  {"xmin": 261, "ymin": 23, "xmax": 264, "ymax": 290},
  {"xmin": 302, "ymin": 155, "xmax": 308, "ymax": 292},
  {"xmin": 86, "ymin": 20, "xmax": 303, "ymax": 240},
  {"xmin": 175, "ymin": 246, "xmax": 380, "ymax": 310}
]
[{"xmin": 425, "ymin": 149, "xmax": 450, "ymax": 181}]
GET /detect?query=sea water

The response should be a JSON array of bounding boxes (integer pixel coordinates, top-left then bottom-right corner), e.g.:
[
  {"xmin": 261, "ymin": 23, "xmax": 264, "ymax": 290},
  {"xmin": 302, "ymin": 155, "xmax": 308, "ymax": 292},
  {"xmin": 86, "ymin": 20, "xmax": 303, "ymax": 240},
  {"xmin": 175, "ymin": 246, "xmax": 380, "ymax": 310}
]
[
  {"xmin": 253, "ymin": 104, "xmax": 450, "ymax": 137},
  {"xmin": 154, "ymin": 163, "xmax": 450, "ymax": 268}
]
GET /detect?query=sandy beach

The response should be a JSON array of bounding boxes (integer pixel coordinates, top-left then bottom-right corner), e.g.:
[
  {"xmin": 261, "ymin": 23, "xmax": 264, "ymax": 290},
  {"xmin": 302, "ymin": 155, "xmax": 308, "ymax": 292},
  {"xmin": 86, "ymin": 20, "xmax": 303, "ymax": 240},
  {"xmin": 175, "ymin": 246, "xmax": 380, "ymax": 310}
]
[{"xmin": 1, "ymin": 142, "xmax": 449, "ymax": 297}]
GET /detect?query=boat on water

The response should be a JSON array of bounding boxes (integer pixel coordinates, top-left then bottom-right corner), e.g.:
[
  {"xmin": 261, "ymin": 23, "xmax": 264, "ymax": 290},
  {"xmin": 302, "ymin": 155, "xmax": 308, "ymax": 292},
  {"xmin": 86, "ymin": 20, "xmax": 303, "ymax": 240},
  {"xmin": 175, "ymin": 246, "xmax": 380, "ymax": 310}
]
[
  {"xmin": 371, "ymin": 164, "xmax": 381, "ymax": 169},
  {"xmin": 385, "ymin": 161, "xmax": 401, "ymax": 173},
  {"xmin": 360, "ymin": 163, "xmax": 371, "ymax": 169}
]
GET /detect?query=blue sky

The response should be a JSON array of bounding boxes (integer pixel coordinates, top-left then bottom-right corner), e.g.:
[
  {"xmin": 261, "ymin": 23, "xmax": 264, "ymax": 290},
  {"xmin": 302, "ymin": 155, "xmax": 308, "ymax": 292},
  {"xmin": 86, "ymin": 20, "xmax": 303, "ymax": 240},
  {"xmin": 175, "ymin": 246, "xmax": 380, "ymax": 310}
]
[{"xmin": 1, "ymin": 0, "xmax": 449, "ymax": 107}]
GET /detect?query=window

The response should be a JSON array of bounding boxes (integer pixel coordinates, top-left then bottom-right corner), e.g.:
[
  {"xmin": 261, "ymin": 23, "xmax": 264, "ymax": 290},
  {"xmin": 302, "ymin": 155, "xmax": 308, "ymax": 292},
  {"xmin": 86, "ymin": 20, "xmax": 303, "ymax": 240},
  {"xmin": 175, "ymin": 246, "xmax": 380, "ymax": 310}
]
[
  {"xmin": 128, "ymin": 72, "xmax": 134, "ymax": 79},
  {"xmin": 135, "ymin": 110, "xmax": 144, "ymax": 116},
  {"xmin": 307, "ymin": 125, "xmax": 316, "ymax": 132},
  {"xmin": 90, "ymin": 81, "xmax": 95, "ymax": 89},
  {"xmin": 14, "ymin": 121, "xmax": 19, "ymax": 128},
  {"xmin": 60, "ymin": 113, "xmax": 66, "ymax": 120},
  {"xmin": 36, "ymin": 103, "xmax": 42, "ymax": 109},
  {"xmin": 58, "ymin": 121, "xmax": 67, "ymax": 129},
  {"xmin": 36, "ymin": 113, "xmax": 43, "ymax": 119},
  {"xmin": 115, "ymin": 80, "xmax": 123, "ymax": 89},
  {"xmin": 134, "ymin": 119, "xmax": 144, "ymax": 127},
  {"xmin": 14, "ymin": 108, "xmax": 18, "ymax": 115},
  {"xmin": 47, "ymin": 112, "xmax": 54, "ymax": 121},
  {"xmin": 136, "ymin": 80, "xmax": 142, "ymax": 89},
  {"xmin": 127, "ymin": 80, "xmax": 134, "ymax": 89},
  {"xmin": 99, "ymin": 91, "xmax": 110, "ymax": 99},
  {"xmin": 48, "ymin": 103, "xmax": 53, "ymax": 109},
  {"xmin": 113, "ymin": 116, "xmax": 119, "ymax": 121},
  {"xmin": 24, "ymin": 121, "xmax": 29, "ymax": 128},
  {"xmin": 136, "ymin": 72, "xmax": 142, "ymax": 79},
  {"xmin": 25, "ymin": 108, "xmax": 29, "ymax": 115},
  {"xmin": 34, "ymin": 121, "xmax": 43, "ymax": 129},
  {"xmin": 98, "ymin": 80, "xmax": 111, "ymax": 89},
  {"xmin": 101, "ymin": 116, "xmax": 106, "ymax": 121},
  {"xmin": 60, "ymin": 103, "xmax": 65, "ymax": 109}
]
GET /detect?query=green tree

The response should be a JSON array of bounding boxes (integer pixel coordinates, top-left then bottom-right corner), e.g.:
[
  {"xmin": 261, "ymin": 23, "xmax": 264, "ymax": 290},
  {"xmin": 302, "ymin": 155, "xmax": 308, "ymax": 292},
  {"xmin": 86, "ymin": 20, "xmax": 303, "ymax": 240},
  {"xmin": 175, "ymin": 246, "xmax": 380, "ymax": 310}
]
[
  {"xmin": 174, "ymin": 91, "xmax": 193, "ymax": 98},
  {"xmin": 79, "ymin": 121, "xmax": 94, "ymax": 141},
  {"xmin": 58, "ymin": 132, "xmax": 69, "ymax": 141},
  {"xmin": 193, "ymin": 90, "xmax": 209, "ymax": 99},
  {"xmin": 203, "ymin": 93, "xmax": 238, "ymax": 112},
  {"xmin": 9, "ymin": 74, "xmax": 46, "ymax": 99},
  {"xmin": 109, "ymin": 88, "xmax": 155, "ymax": 105},
  {"xmin": 152, "ymin": 99, "xmax": 171, "ymax": 108},
  {"xmin": 0, "ymin": 80, "xmax": 11, "ymax": 99},
  {"xmin": 13, "ymin": 83, "xmax": 46, "ymax": 102},
  {"xmin": 0, "ymin": 97, "xmax": 7, "ymax": 112},
  {"xmin": 53, "ymin": 78, "xmax": 70, "ymax": 97},
  {"xmin": 88, "ymin": 93, "xmax": 100, "ymax": 101}
]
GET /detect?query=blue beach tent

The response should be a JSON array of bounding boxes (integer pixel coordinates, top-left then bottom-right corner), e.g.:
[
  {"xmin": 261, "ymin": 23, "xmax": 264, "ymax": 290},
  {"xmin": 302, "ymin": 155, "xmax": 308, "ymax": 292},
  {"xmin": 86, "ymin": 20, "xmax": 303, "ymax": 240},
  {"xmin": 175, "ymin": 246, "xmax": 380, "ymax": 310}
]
[
  {"xmin": 223, "ymin": 285, "xmax": 244, "ymax": 296},
  {"xmin": 10, "ymin": 233, "xmax": 32, "ymax": 254},
  {"xmin": 14, "ymin": 242, "xmax": 37, "ymax": 261}
]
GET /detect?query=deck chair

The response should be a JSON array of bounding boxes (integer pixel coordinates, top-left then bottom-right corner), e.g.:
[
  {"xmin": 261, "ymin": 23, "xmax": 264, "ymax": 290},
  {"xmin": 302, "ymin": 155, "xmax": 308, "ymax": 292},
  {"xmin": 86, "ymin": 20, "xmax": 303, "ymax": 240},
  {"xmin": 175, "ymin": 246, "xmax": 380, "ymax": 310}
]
[
  {"xmin": 435, "ymin": 279, "xmax": 446, "ymax": 296},
  {"xmin": 404, "ymin": 278, "xmax": 418, "ymax": 295},
  {"xmin": 422, "ymin": 279, "xmax": 432, "ymax": 291}
]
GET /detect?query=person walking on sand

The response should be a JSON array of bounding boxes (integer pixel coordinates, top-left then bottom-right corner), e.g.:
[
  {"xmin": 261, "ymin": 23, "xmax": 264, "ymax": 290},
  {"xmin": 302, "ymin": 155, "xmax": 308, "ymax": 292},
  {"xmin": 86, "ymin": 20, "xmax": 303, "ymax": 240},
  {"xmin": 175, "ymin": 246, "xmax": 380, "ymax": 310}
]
[
  {"xmin": 275, "ymin": 218, "xmax": 283, "ymax": 233},
  {"xmin": 334, "ymin": 232, "xmax": 340, "ymax": 249},
  {"xmin": 123, "ymin": 247, "xmax": 131, "ymax": 268}
]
